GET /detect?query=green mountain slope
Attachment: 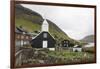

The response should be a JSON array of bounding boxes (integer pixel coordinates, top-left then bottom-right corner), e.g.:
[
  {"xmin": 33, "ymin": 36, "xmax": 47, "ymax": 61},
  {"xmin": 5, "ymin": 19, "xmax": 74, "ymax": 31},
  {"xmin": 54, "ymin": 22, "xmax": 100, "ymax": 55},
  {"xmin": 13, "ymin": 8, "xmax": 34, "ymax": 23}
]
[
  {"xmin": 15, "ymin": 4, "xmax": 43, "ymax": 32},
  {"xmin": 15, "ymin": 4, "xmax": 80, "ymax": 45},
  {"xmin": 80, "ymin": 35, "xmax": 94, "ymax": 43}
]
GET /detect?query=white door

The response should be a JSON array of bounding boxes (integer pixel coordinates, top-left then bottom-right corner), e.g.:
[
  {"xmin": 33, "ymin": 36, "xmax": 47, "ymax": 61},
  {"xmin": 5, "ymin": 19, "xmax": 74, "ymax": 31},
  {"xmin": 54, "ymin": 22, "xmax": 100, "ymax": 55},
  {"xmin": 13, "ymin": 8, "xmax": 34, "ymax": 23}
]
[{"xmin": 43, "ymin": 41, "xmax": 48, "ymax": 48}]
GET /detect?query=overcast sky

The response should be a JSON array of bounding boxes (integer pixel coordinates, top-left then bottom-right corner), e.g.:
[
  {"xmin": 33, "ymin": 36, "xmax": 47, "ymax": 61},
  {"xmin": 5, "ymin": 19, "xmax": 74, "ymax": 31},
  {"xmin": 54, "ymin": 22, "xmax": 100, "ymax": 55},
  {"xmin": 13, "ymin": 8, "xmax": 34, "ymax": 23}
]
[{"xmin": 21, "ymin": 4, "xmax": 94, "ymax": 40}]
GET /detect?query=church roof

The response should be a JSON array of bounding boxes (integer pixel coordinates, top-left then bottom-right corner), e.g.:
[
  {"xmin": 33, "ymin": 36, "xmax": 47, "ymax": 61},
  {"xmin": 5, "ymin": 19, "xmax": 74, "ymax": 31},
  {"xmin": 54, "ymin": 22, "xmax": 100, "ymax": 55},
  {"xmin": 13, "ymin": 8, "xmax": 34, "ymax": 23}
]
[
  {"xmin": 32, "ymin": 31, "xmax": 55, "ymax": 40},
  {"xmin": 15, "ymin": 27, "xmax": 32, "ymax": 36}
]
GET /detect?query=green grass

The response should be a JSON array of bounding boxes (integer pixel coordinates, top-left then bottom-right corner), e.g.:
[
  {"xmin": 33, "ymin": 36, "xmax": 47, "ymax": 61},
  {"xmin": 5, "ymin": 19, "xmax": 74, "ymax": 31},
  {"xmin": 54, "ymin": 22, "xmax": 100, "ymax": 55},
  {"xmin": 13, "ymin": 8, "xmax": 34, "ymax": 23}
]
[
  {"xmin": 47, "ymin": 50, "xmax": 94, "ymax": 60},
  {"xmin": 83, "ymin": 47, "xmax": 95, "ymax": 53},
  {"xmin": 49, "ymin": 24, "xmax": 70, "ymax": 40},
  {"xmin": 15, "ymin": 17, "xmax": 41, "ymax": 32},
  {"xmin": 18, "ymin": 47, "xmax": 95, "ymax": 65}
]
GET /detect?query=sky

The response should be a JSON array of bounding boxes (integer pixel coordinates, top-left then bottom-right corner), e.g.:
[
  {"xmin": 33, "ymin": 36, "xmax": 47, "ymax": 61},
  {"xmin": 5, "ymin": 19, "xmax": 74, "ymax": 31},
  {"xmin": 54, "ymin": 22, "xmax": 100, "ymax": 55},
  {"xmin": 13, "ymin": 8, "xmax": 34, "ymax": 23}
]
[{"xmin": 21, "ymin": 4, "xmax": 94, "ymax": 40}]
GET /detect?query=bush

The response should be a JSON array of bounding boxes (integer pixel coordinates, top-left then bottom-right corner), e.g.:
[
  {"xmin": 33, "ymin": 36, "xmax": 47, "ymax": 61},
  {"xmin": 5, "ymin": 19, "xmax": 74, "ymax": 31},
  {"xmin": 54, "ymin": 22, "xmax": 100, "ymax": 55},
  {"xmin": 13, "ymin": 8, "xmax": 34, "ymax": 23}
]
[{"xmin": 82, "ymin": 47, "xmax": 95, "ymax": 53}]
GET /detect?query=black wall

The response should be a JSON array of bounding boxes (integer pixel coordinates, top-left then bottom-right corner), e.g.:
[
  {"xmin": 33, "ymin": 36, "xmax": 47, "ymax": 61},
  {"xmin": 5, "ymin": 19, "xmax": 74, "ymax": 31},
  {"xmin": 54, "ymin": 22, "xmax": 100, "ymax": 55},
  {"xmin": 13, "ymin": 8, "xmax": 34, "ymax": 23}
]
[{"xmin": 30, "ymin": 31, "xmax": 56, "ymax": 48}]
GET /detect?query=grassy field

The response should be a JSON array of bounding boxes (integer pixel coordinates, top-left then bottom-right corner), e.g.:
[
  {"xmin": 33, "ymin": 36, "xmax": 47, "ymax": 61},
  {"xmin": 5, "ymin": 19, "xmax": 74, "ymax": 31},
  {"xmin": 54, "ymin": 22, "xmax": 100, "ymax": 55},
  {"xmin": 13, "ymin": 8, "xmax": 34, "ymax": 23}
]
[
  {"xmin": 47, "ymin": 50, "xmax": 95, "ymax": 64},
  {"xmin": 19, "ymin": 47, "xmax": 95, "ymax": 66},
  {"xmin": 15, "ymin": 17, "xmax": 41, "ymax": 32},
  {"xmin": 83, "ymin": 47, "xmax": 95, "ymax": 53}
]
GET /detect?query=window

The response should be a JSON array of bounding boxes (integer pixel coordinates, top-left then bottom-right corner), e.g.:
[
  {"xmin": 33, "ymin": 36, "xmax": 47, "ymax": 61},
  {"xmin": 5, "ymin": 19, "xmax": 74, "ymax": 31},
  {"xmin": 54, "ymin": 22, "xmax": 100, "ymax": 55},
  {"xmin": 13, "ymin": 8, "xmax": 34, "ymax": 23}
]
[
  {"xmin": 64, "ymin": 44, "xmax": 66, "ymax": 47},
  {"xmin": 21, "ymin": 35, "xmax": 24, "ymax": 39},
  {"xmin": 15, "ymin": 40, "xmax": 21, "ymax": 46},
  {"xmin": 64, "ymin": 43, "xmax": 68, "ymax": 47},
  {"xmin": 64, "ymin": 40, "xmax": 68, "ymax": 43},
  {"xmin": 26, "ymin": 36, "xmax": 29, "ymax": 39},
  {"xmin": 43, "ymin": 33, "xmax": 47, "ymax": 38},
  {"xmin": 21, "ymin": 40, "xmax": 24, "ymax": 47}
]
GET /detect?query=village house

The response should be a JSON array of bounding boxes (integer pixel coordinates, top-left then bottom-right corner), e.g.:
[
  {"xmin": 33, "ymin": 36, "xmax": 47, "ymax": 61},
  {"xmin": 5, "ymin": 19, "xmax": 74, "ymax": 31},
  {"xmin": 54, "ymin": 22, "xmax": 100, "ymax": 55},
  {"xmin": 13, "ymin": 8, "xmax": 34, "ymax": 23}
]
[
  {"xmin": 61, "ymin": 40, "xmax": 69, "ymax": 47},
  {"xmin": 15, "ymin": 27, "xmax": 32, "ymax": 48},
  {"xmin": 56, "ymin": 40, "xmax": 70, "ymax": 51},
  {"xmin": 58, "ymin": 40, "xmax": 82, "ymax": 52},
  {"xmin": 30, "ymin": 19, "xmax": 56, "ymax": 50},
  {"xmin": 72, "ymin": 45, "xmax": 82, "ymax": 52}
]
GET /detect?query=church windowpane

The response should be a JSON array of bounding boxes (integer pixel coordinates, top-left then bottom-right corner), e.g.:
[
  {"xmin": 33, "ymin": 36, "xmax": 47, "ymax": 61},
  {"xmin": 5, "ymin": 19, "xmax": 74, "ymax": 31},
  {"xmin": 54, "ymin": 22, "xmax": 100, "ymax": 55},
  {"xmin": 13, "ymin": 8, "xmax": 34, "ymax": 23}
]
[
  {"xmin": 43, "ymin": 33, "xmax": 47, "ymax": 38},
  {"xmin": 64, "ymin": 44, "xmax": 66, "ymax": 47}
]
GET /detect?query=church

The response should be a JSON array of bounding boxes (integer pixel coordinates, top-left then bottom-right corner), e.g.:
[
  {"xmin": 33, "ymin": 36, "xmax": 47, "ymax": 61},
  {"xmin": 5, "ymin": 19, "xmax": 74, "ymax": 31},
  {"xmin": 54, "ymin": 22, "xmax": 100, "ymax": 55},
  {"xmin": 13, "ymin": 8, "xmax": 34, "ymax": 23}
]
[{"xmin": 30, "ymin": 19, "xmax": 56, "ymax": 50}]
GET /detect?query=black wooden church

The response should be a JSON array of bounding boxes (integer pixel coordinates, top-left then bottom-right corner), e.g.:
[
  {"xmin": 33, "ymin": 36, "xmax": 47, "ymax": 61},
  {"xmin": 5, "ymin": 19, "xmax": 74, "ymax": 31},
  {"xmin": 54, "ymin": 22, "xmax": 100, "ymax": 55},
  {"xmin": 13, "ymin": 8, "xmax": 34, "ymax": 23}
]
[{"xmin": 30, "ymin": 19, "xmax": 56, "ymax": 49}]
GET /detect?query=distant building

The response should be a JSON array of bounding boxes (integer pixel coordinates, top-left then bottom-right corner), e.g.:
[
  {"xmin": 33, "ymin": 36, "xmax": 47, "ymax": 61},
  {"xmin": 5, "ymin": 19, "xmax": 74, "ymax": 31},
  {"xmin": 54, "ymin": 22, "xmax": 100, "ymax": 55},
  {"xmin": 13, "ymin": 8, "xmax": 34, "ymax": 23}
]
[
  {"xmin": 15, "ymin": 27, "xmax": 32, "ymax": 49},
  {"xmin": 30, "ymin": 19, "xmax": 56, "ymax": 50},
  {"xmin": 60, "ymin": 40, "xmax": 82, "ymax": 52},
  {"xmin": 73, "ymin": 45, "xmax": 82, "ymax": 52},
  {"xmin": 84, "ymin": 43, "xmax": 94, "ymax": 48},
  {"xmin": 61, "ymin": 40, "xmax": 69, "ymax": 47}
]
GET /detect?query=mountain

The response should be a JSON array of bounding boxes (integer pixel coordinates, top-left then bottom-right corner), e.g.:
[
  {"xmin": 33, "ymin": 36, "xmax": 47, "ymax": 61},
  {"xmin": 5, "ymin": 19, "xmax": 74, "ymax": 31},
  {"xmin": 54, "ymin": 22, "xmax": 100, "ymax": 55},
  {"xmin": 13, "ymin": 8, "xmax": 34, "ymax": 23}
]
[
  {"xmin": 15, "ymin": 4, "xmax": 80, "ymax": 45},
  {"xmin": 80, "ymin": 35, "xmax": 94, "ymax": 43},
  {"xmin": 15, "ymin": 4, "xmax": 43, "ymax": 32}
]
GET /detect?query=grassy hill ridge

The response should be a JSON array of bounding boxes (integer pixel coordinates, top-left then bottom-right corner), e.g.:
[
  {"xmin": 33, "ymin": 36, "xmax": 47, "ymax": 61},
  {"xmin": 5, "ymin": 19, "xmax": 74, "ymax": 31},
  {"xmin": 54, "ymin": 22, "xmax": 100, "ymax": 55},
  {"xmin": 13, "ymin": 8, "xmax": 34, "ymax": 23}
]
[{"xmin": 80, "ymin": 35, "xmax": 94, "ymax": 43}]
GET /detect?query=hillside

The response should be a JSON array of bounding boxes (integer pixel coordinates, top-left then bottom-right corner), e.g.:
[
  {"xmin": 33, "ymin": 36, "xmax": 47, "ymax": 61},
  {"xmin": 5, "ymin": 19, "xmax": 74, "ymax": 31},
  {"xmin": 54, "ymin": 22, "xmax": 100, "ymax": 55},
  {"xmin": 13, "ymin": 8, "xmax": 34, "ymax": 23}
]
[
  {"xmin": 80, "ymin": 35, "xmax": 94, "ymax": 43},
  {"xmin": 15, "ymin": 4, "xmax": 80, "ymax": 45},
  {"xmin": 15, "ymin": 4, "xmax": 43, "ymax": 32}
]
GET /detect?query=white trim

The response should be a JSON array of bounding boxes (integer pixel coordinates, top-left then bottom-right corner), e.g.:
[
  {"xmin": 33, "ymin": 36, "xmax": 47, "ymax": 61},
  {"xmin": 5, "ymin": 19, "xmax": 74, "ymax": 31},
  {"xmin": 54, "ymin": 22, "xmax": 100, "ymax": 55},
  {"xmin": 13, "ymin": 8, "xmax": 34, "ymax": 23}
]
[
  {"xmin": 32, "ymin": 31, "xmax": 43, "ymax": 39},
  {"xmin": 49, "ymin": 48, "xmax": 55, "ymax": 51},
  {"xmin": 48, "ymin": 32, "xmax": 55, "ymax": 40}
]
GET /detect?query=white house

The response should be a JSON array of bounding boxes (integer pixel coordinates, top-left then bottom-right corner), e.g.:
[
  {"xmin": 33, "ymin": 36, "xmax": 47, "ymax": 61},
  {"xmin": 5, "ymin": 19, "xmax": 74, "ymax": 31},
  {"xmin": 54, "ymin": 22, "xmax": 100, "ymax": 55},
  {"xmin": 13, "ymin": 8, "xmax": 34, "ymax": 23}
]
[{"xmin": 73, "ymin": 45, "xmax": 82, "ymax": 52}]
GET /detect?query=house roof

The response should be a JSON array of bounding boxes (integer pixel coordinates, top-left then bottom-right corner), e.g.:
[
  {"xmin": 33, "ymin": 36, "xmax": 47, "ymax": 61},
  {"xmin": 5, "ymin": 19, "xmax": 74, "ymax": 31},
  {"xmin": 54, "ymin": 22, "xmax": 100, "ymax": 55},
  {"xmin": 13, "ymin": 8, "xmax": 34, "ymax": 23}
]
[
  {"xmin": 32, "ymin": 31, "xmax": 55, "ymax": 40},
  {"xmin": 16, "ymin": 27, "xmax": 27, "ymax": 33},
  {"xmin": 15, "ymin": 27, "xmax": 22, "ymax": 34},
  {"xmin": 73, "ymin": 45, "xmax": 82, "ymax": 48},
  {"xmin": 15, "ymin": 27, "xmax": 32, "ymax": 36}
]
